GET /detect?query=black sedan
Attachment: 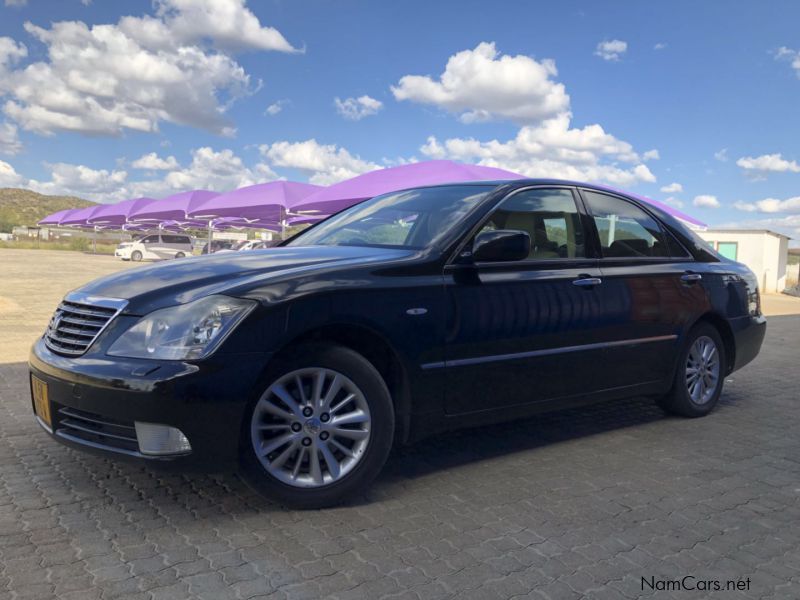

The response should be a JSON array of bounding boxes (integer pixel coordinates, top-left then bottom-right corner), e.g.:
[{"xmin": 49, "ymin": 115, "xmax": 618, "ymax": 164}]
[{"xmin": 29, "ymin": 180, "xmax": 766, "ymax": 507}]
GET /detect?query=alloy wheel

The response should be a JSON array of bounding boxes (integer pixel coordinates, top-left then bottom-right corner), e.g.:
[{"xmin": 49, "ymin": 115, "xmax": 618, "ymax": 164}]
[
  {"xmin": 250, "ymin": 368, "xmax": 372, "ymax": 488},
  {"xmin": 685, "ymin": 335, "xmax": 720, "ymax": 404}
]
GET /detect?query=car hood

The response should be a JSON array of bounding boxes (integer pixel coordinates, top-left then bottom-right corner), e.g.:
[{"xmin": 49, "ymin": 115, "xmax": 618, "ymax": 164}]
[{"xmin": 76, "ymin": 245, "xmax": 415, "ymax": 314}]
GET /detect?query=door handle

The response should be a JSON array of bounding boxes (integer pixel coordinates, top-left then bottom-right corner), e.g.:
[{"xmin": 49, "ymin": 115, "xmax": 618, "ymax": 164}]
[
  {"xmin": 572, "ymin": 277, "xmax": 602, "ymax": 287},
  {"xmin": 681, "ymin": 273, "xmax": 702, "ymax": 283}
]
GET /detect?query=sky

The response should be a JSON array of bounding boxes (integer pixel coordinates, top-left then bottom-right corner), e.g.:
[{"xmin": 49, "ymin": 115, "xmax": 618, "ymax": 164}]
[{"xmin": 0, "ymin": 0, "xmax": 799, "ymax": 244}]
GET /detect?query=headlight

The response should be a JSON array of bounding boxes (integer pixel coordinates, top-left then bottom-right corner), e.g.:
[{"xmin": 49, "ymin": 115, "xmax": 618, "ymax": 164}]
[{"xmin": 108, "ymin": 295, "xmax": 256, "ymax": 360}]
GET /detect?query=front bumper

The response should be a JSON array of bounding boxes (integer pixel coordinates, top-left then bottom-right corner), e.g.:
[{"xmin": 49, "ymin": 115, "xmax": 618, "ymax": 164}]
[{"xmin": 29, "ymin": 338, "xmax": 272, "ymax": 472}]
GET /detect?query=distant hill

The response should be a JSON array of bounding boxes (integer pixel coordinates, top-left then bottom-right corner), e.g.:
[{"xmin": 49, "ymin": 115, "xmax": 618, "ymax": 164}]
[{"xmin": 0, "ymin": 188, "xmax": 95, "ymax": 231}]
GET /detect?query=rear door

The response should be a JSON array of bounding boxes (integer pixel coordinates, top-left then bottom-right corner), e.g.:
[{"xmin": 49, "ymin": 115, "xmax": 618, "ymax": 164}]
[
  {"xmin": 579, "ymin": 189, "xmax": 708, "ymax": 388},
  {"xmin": 442, "ymin": 186, "xmax": 609, "ymax": 415}
]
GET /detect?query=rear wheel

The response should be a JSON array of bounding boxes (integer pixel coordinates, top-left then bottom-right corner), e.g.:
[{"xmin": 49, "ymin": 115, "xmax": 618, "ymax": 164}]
[
  {"xmin": 131, "ymin": 250, "xmax": 142, "ymax": 262},
  {"xmin": 240, "ymin": 343, "xmax": 394, "ymax": 508},
  {"xmin": 657, "ymin": 322, "xmax": 725, "ymax": 417}
]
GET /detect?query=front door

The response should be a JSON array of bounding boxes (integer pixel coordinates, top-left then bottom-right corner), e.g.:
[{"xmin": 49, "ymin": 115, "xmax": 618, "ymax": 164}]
[{"xmin": 442, "ymin": 186, "xmax": 608, "ymax": 415}]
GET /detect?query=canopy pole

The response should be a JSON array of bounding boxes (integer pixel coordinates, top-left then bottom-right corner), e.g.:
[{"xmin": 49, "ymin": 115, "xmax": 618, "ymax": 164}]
[
  {"xmin": 93, "ymin": 226, "xmax": 97, "ymax": 254},
  {"xmin": 208, "ymin": 220, "xmax": 213, "ymax": 251},
  {"xmin": 280, "ymin": 205, "xmax": 286, "ymax": 240}
]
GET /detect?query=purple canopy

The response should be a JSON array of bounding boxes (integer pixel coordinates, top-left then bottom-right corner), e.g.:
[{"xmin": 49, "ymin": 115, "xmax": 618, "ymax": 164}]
[
  {"xmin": 128, "ymin": 190, "xmax": 219, "ymax": 222},
  {"xmin": 87, "ymin": 197, "xmax": 157, "ymax": 226},
  {"xmin": 291, "ymin": 160, "xmax": 525, "ymax": 215},
  {"xmin": 188, "ymin": 181, "xmax": 322, "ymax": 221},
  {"xmin": 38, "ymin": 209, "xmax": 79, "ymax": 226},
  {"xmin": 59, "ymin": 205, "xmax": 104, "ymax": 227}
]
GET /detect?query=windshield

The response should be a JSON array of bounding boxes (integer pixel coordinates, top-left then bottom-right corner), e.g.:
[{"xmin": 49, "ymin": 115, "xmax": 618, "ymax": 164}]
[{"xmin": 287, "ymin": 184, "xmax": 494, "ymax": 249}]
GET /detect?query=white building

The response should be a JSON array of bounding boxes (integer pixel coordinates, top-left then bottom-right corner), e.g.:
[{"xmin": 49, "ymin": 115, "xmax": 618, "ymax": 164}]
[{"xmin": 697, "ymin": 229, "xmax": 790, "ymax": 293}]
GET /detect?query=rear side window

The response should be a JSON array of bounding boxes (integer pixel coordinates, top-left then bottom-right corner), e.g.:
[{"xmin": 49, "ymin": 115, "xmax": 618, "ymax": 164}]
[{"xmin": 582, "ymin": 191, "xmax": 671, "ymax": 258}]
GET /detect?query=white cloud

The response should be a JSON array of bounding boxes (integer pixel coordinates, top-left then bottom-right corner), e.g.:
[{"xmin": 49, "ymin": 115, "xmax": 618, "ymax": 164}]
[
  {"xmin": 144, "ymin": 146, "xmax": 274, "ymax": 196},
  {"xmin": 694, "ymin": 194, "xmax": 721, "ymax": 208},
  {"xmin": 653, "ymin": 42, "xmax": 667, "ymax": 50},
  {"xmin": 736, "ymin": 153, "xmax": 800, "ymax": 173},
  {"xmin": 28, "ymin": 163, "xmax": 128, "ymax": 201},
  {"xmin": 0, "ymin": 159, "xmax": 25, "ymax": 187},
  {"xmin": 260, "ymin": 139, "xmax": 379, "ymax": 185},
  {"xmin": 714, "ymin": 148, "xmax": 728, "ymax": 162},
  {"xmin": 154, "ymin": 0, "xmax": 299, "ymax": 53},
  {"xmin": 392, "ymin": 42, "xmax": 654, "ymax": 187},
  {"xmin": 265, "ymin": 99, "xmax": 289, "ymax": 116},
  {"xmin": 4, "ymin": 0, "xmax": 27, "ymax": 6},
  {"xmin": 0, "ymin": 2, "xmax": 297, "ymax": 137},
  {"xmin": 642, "ymin": 149, "xmax": 660, "ymax": 161},
  {"xmin": 419, "ymin": 112, "xmax": 655, "ymax": 186},
  {"xmin": 81, "ymin": 0, "xmax": 92, "ymax": 5},
  {"xmin": 660, "ymin": 182, "xmax": 683, "ymax": 193},
  {"xmin": 774, "ymin": 46, "xmax": 800, "ymax": 76},
  {"xmin": 595, "ymin": 39, "xmax": 627, "ymax": 61},
  {"xmin": 0, "ymin": 121, "xmax": 22, "ymax": 155},
  {"xmin": 392, "ymin": 42, "xmax": 569, "ymax": 125},
  {"xmin": 131, "ymin": 152, "xmax": 179, "ymax": 170},
  {"xmin": 733, "ymin": 196, "xmax": 800, "ymax": 214},
  {"xmin": 1, "ymin": 145, "xmax": 278, "ymax": 202},
  {"xmin": 334, "ymin": 95, "xmax": 383, "ymax": 120}
]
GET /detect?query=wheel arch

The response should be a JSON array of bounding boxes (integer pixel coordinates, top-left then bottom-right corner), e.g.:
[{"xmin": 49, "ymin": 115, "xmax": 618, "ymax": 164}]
[
  {"xmin": 690, "ymin": 312, "xmax": 736, "ymax": 375},
  {"xmin": 272, "ymin": 322, "xmax": 413, "ymax": 444}
]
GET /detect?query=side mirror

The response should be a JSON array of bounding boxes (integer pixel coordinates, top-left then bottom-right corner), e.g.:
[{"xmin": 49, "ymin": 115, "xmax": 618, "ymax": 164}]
[{"xmin": 471, "ymin": 229, "xmax": 531, "ymax": 262}]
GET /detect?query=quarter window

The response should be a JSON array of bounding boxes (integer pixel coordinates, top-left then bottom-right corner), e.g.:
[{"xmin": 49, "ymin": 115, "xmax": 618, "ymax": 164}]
[
  {"xmin": 582, "ymin": 191, "xmax": 670, "ymax": 258},
  {"xmin": 478, "ymin": 188, "xmax": 585, "ymax": 259}
]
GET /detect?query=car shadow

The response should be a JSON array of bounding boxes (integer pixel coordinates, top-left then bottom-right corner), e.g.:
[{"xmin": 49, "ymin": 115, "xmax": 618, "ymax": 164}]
[{"xmin": 0, "ymin": 358, "xmax": 744, "ymax": 513}]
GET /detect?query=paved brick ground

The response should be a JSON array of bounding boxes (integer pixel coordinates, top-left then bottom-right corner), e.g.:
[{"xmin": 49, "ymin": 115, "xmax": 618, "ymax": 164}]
[{"xmin": 2, "ymin": 249, "xmax": 800, "ymax": 599}]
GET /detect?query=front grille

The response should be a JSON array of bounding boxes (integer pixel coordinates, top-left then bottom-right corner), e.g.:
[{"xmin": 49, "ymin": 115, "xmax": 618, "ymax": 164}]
[
  {"xmin": 44, "ymin": 294, "xmax": 126, "ymax": 356},
  {"xmin": 55, "ymin": 406, "xmax": 139, "ymax": 454}
]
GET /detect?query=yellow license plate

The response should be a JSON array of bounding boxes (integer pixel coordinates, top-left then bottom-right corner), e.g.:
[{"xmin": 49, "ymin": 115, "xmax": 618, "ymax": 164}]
[{"xmin": 31, "ymin": 375, "xmax": 52, "ymax": 427}]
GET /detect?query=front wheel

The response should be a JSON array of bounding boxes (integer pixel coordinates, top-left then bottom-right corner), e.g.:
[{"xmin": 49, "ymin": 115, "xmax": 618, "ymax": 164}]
[
  {"xmin": 657, "ymin": 323, "xmax": 726, "ymax": 417},
  {"xmin": 131, "ymin": 250, "xmax": 142, "ymax": 262},
  {"xmin": 240, "ymin": 343, "xmax": 394, "ymax": 508}
]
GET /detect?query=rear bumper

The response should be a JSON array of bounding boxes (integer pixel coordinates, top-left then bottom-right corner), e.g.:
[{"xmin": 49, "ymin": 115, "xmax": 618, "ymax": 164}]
[
  {"xmin": 729, "ymin": 314, "xmax": 767, "ymax": 372},
  {"xmin": 28, "ymin": 338, "xmax": 272, "ymax": 472}
]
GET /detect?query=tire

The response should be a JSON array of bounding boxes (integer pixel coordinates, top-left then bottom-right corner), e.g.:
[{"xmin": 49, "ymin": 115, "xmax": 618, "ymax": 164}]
[
  {"xmin": 175, "ymin": 252, "xmax": 185, "ymax": 259},
  {"xmin": 657, "ymin": 322, "xmax": 726, "ymax": 417},
  {"xmin": 240, "ymin": 343, "xmax": 395, "ymax": 509},
  {"xmin": 131, "ymin": 250, "xmax": 143, "ymax": 262}
]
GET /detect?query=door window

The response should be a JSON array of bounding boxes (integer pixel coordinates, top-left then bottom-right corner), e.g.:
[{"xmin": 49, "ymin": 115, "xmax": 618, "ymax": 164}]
[
  {"xmin": 140, "ymin": 235, "xmax": 159, "ymax": 244},
  {"xmin": 582, "ymin": 191, "xmax": 669, "ymax": 258},
  {"xmin": 478, "ymin": 188, "xmax": 585, "ymax": 259}
]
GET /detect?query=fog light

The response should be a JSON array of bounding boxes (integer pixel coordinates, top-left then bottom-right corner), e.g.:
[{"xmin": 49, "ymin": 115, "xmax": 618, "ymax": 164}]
[{"xmin": 134, "ymin": 422, "xmax": 192, "ymax": 456}]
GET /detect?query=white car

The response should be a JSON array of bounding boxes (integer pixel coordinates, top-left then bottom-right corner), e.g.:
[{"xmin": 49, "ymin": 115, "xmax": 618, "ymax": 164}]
[{"xmin": 115, "ymin": 233, "xmax": 193, "ymax": 261}]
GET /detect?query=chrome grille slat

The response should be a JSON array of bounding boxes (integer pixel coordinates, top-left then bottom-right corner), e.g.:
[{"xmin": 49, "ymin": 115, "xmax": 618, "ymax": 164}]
[
  {"xmin": 59, "ymin": 316, "xmax": 104, "ymax": 328},
  {"xmin": 44, "ymin": 293, "xmax": 127, "ymax": 357}
]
